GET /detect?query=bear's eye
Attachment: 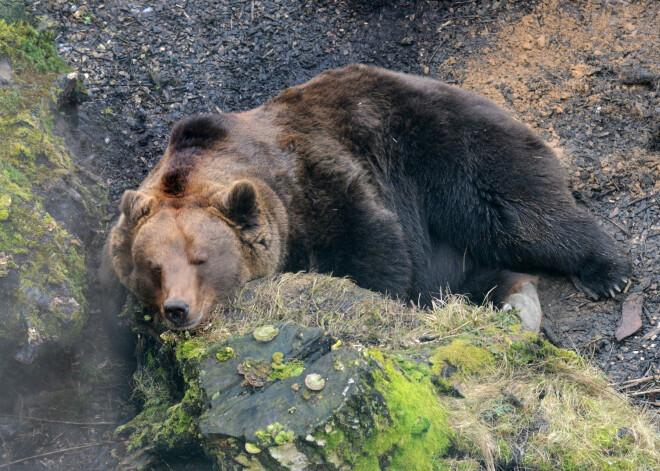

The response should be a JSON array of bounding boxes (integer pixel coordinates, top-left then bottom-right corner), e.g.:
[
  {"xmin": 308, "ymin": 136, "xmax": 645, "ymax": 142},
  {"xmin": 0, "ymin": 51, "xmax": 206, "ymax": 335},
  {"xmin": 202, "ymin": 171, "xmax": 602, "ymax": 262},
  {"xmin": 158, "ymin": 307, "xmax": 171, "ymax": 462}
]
[
  {"xmin": 191, "ymin": 258, "xmax": 207, "ymax": 266},
  {"xmin": 150, "ymin": 263, "xmax": 162, "ymax": 273}
]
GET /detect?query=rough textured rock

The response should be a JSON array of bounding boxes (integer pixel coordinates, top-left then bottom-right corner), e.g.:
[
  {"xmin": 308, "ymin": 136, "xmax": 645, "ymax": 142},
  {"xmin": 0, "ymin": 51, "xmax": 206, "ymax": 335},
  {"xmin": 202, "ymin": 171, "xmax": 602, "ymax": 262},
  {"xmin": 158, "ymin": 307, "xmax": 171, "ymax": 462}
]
[
  {"xmin": 115, "ymin": 274, "xmax": 660, "ymax": 470},
  {"xmin": 503, "ymin": 282, "xmax": 543, "ymax": 333},
  {"xmin": 0, "ymin": 20, "xmax": 105, "ymax": 371},
  {"xmin": 0, "ymin": 59, "xmax": 14, "ymax": 87},
  {"xmin": 0, "ymin": 0, "xmax": 25, "ymax": 24}
]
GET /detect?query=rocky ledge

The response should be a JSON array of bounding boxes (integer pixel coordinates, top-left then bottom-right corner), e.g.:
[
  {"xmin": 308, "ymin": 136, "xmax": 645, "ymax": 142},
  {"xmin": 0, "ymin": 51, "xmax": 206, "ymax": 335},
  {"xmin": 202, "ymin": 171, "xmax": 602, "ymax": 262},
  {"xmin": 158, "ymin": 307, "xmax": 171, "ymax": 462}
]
[
  {"xmin": 0, "ymin": 9, "xmax": 104, "ymax": 371},
  {"xmin": 116, "ymin": 273, "xmax": 660, "ymax": 470}
]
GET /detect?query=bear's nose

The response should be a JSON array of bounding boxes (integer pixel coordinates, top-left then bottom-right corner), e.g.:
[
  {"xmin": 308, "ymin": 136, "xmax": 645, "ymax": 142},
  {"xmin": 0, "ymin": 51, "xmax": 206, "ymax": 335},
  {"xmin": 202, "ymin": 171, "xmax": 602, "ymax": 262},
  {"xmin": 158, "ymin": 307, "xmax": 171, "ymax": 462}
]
[{"xmin": 163, "ymin": 298, "xmax": 189, "ymax": 326}]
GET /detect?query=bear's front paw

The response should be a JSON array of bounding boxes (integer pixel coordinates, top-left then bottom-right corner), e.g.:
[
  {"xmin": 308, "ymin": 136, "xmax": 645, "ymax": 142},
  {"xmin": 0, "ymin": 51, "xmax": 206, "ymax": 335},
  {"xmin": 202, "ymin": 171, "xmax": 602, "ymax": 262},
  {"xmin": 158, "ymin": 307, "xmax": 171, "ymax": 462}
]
[{"xmin": 576, "ymin": 254, "xmax": 632, "ymax": 300}]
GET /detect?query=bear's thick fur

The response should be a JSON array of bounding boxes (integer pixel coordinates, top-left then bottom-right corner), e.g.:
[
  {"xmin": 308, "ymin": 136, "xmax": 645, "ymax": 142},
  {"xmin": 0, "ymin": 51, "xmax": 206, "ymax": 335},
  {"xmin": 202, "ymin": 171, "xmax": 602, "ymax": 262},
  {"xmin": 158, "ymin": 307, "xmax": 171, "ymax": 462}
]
[{"xmin": 100, "ymin": 64, "xmax": 630, "ymax": 330}]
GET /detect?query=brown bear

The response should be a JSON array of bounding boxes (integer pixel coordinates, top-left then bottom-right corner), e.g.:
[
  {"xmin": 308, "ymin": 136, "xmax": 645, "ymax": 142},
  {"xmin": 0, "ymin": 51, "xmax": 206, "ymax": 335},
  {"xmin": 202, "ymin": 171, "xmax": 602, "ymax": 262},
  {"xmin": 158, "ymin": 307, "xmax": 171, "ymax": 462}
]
[{"xmin": 100, "ymin": 64, "xmax": 631, "ymax": 331}]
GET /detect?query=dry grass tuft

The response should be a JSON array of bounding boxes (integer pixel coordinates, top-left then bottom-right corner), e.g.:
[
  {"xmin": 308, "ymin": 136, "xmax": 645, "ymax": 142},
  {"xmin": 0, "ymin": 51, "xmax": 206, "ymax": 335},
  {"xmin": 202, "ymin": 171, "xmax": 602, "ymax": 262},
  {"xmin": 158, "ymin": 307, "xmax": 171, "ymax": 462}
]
[
  {"xmin": 446, "ymin": 358, "xmax": 660, "ymax": 470},
  {"xmin": 152, "ymin": 272, "xmax": 660, "ymax": 469},
  {"xmin": 199, "ymin": 272, "xmax": 503, "ymax": 349}
]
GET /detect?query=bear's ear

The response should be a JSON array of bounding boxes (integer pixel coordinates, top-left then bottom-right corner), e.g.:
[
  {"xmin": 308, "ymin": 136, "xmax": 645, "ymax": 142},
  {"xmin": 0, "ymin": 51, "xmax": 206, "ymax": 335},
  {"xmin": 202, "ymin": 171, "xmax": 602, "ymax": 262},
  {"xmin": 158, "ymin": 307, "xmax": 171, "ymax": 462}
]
[
  {"xmin": 211, "ymin": 180, "xmax": 259, "ymax": 225},
  {"xmin": 120, "ymin": 190, "xmax": 155, "ymax": 228},
  {"xmin": 210, "ymin": 181, "xmax": 271, "ymax": 247}
]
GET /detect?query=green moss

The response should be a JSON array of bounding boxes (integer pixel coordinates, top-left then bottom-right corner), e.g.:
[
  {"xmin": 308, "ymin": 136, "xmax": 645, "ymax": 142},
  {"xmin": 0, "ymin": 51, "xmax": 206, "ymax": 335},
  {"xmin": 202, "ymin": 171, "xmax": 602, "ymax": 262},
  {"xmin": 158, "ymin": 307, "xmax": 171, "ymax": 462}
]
[
  {"xmin": 118, "ymin": 356, "xmax": 206, "ymax": 457},
  {"xmin": 430, "ymin": 339, "xmax": 496, "ymax": 377},
  {"xmin": 269, "ymin": 359, "xmax": 305, "ymax": 381},
  {"xmin": 0, "ymin": 20, "xmax": 101, "ymax": 352},
  {"xmin": 0, "ymin": 21, "xmax": 68, "ymax": 80},
  {"xmin": 177, "ymin": 336, "xmax": 210, "ymax": 362},
  {"xmin": 504, "ymin": 332, "xmax": 580, "ymax": 369},
  {"xmin": 347, "ymin": 350, "xmax": 453, "ymax": 470}
]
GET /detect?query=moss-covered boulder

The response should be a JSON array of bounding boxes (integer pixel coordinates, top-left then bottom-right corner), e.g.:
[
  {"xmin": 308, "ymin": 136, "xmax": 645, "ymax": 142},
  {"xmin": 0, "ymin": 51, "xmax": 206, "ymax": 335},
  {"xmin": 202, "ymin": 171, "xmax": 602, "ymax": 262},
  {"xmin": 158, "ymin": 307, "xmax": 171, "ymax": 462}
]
[
  {"xmin": 0, "ymin": 0, "xmax": 25, "ymax": 25},
  {"xmin": 0, "ymin": 18, "xmax": 105, "ymax": 368},
  {"xmin": 117, "ymin": 274, "xmax": 660, "ymax": 470}
]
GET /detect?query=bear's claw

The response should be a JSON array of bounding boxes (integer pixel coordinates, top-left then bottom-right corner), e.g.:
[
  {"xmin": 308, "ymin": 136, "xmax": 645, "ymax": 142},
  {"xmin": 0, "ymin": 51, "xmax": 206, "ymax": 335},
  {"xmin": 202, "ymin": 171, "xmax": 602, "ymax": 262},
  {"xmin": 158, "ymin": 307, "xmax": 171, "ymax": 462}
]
[{"xmin": 572, "ymin": 275, "xmax": 600, "ymax": 300}]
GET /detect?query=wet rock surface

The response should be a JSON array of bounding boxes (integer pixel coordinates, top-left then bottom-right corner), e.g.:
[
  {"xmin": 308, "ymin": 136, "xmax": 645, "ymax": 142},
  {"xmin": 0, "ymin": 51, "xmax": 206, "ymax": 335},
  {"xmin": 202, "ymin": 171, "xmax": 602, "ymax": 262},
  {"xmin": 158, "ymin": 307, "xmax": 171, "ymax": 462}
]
[{"xmin": 200, "ymin": 325, "xmax": 363, "ymax": 443}]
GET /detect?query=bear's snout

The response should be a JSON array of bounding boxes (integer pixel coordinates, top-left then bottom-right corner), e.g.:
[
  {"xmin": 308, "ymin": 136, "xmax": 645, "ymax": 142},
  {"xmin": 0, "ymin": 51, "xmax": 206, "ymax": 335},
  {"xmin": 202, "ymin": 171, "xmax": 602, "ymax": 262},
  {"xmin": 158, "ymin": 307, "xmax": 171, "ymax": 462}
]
[{"xmin": 163, "ymin": 298, "xmax": 190, "ymax": 327}]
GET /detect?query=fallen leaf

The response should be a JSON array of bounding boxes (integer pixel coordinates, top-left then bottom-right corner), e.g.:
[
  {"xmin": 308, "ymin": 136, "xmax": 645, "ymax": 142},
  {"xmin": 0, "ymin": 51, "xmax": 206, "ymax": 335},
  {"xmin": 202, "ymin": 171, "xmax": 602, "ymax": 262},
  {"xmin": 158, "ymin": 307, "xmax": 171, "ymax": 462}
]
[{"xmin": 615, "ymin": 293, "xmax": 644, "ymax": 341}]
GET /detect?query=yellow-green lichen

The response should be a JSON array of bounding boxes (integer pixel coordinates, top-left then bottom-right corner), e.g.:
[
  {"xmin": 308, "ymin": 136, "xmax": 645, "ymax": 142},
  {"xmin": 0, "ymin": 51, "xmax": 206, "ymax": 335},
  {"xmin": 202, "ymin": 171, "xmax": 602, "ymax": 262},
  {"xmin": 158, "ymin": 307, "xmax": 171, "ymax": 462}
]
[
  {"xmin": 254, "ymin": 422, "xmax": 295, "ymax": 448},
  {"xmin": 177, "ymin": 336, "xmax": 211, "ymax": 362},
  {"xmin": 269, "ymin": 359, "xmax": 304, "ymax": 381},
  {"xmin": 0, "ymin": 20, "xmax": 98, "ymax": 352},
  {"xmin": 215, "ymin": 347, "xmax": 235, "ymax": 362},
  {"xmin": 430, "ymin": 338, "xmax": 496, "ymax": 377},
  {"xmin": 349, "ymin": 350, "xmax": 454, "ymax": 470}
]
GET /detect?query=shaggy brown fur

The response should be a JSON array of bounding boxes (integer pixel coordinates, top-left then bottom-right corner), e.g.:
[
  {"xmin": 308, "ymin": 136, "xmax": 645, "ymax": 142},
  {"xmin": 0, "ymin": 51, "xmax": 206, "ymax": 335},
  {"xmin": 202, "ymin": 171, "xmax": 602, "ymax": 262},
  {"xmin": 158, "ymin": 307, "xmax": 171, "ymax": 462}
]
[{"xmin": 100, "ymin": 64, "xmax": 630, "ymax": 330}]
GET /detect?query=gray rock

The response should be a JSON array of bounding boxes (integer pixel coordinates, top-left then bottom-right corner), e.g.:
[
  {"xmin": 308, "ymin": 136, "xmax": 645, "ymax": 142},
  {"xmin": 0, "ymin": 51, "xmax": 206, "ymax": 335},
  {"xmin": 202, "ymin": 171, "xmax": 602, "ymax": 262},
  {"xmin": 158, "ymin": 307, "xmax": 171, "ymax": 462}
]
[
  {"xmin": 200, "ymin": 325, "xmax": 373, "ymax": 444},
  {"xmin": 268, "ymin": 443, "xmax": 310, "ymax": 470},
  {"xmin": 0, "ymin": 59, "xmax": 15, "ymax": 88},
  {"xmin": 0, "ymin": 0, "xmax": 26, "ymax": 24}
]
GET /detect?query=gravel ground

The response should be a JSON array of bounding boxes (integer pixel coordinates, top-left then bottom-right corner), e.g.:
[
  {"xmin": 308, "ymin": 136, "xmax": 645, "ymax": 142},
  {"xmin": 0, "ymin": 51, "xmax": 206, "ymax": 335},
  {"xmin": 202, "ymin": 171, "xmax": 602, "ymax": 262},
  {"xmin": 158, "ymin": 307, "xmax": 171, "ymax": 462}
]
[{"xmin": 4, "ymin": 0, "xmax": 658, "ymax": 469}]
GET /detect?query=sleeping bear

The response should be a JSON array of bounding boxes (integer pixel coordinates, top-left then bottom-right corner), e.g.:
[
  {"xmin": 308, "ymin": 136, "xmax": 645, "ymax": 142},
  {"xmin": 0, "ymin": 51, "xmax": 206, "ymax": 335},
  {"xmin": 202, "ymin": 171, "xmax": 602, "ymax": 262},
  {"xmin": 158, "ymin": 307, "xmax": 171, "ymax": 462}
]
[{"xmin": 100, "ymin": 64, "xmax": 631, "ymax": 331}]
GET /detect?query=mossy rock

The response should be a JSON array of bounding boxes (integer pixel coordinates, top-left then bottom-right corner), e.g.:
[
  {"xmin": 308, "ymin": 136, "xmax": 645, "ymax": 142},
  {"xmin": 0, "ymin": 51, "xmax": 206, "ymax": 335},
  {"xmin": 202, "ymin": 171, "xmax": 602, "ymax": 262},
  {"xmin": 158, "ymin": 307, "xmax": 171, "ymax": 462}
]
[
  {"xmin": 118, "ymin": 273, "xmax": 660, "ymax": 470},
  {"xmin": 0, "ymin": 20, "xmax": 106, "ymax": 368},
  {"xmin": 0, "ymin": 0, "xmax": 26, "ymax": 24}
]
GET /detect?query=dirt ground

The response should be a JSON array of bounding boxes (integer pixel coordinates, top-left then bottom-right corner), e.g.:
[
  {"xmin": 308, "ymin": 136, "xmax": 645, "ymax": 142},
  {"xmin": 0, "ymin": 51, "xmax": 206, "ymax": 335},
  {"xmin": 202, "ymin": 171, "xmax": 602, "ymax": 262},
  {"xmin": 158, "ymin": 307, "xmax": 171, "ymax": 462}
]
[{"xmin": 3, "ymin": 0, "xmax": 658, "ymax": 469}]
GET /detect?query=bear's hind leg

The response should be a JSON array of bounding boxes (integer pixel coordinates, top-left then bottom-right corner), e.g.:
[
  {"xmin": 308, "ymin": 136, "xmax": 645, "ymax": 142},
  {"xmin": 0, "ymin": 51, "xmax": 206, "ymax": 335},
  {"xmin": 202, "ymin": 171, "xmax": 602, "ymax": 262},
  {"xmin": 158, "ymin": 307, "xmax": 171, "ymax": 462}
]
[
  {"xmin": 461, "ymin": 269, "xmax": 542, "ymax": 332},
  {"xmin": 465, "ymin": 198, "xmax": 632, "ymax": 300},
  {"xmin": 516, "ymin": 210, "xmax": 630, "ymax": 300}
]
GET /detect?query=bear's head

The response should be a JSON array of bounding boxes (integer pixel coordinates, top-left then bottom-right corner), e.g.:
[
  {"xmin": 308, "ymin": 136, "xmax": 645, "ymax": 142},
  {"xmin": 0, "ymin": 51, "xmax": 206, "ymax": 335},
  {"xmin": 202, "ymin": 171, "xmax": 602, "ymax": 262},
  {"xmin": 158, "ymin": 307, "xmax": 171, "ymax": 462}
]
[{"xmin": 108, "ymin": 179, "xmax": 285, "ymax": 330}]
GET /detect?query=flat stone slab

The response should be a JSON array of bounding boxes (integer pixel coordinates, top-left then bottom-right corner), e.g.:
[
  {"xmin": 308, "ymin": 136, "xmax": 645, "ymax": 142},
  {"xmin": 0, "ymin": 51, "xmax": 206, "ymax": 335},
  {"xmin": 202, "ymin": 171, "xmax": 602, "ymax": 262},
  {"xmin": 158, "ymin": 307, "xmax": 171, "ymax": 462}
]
[{"xmin": 200, "ymin": 324, "xmax": 368, "ymax": 443}]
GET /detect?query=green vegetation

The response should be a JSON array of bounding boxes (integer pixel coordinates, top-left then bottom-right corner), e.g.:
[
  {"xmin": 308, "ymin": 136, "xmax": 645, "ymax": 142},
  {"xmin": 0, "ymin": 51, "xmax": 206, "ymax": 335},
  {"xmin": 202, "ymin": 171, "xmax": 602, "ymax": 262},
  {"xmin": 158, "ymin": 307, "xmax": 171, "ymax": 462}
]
[
  {"xmin": 119, "ymin": 273, "xmax": 660, "ymax": 470},
  {"xmin": 352, "ymin": 350, "xmax": 453, "ymax": 470},
  {"xmin": 0, "ymin": 19, "xmax": 100, "ymax": 356}
]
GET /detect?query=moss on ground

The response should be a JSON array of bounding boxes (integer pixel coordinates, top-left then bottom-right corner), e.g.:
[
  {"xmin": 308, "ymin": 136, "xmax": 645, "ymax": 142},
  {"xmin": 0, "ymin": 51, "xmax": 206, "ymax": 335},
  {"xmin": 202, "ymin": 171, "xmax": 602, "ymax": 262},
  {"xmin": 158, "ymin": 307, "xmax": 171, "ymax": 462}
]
[
  {"xmin": 117, "ymin": 338, "xmax": 206, "ymax": 457},
  {"xmin": 431, "ymin": 338, "xmax": 496, "ymax": 377},
  {"xmin": 352, "ymin": 350, "xmax": 453, "ymax": 470},
  {"xmin": 0, "ymin": 19, "xmax": 100, "ymax": 357},
  {"xmin": 119, "ymin": 274, "xmax": 660, "ymax": 470}
]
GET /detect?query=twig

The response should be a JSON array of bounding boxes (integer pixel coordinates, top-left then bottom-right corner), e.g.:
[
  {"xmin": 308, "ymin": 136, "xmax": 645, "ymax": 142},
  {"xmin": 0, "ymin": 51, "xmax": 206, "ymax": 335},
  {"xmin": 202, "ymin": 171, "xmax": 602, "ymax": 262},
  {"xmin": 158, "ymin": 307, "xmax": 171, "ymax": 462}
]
[
  {"xmin": 628, "ymin": 388, "xmax": 660, "ymax": 397},
  {"xmin": 0, "ymin": 442, "xmax": 111, "ymax": 469},
  {"xmin": 641, "ymin": 324, "xmax": 660, "ymax": 341},
  {"xmin": 602, "ymin": 216, "xmax": 630, "ymax": 235},
  {"xmin": 0, "ymin": 413, "xmax": 115, "ymax": 426},
  {"xmin": 643, "ymin": 305, "xmax": 655, "ymax": 325},
  {"xmin": 613, "ymin": 375, "xmax": 658, "ymax": 389},
  {"xmin": 635, "ymin": 201, "xmax": 657, "ymax": 215},
  {"xmin": 626, "ymin": 191, "xmax": 658, "ymax": 207}
]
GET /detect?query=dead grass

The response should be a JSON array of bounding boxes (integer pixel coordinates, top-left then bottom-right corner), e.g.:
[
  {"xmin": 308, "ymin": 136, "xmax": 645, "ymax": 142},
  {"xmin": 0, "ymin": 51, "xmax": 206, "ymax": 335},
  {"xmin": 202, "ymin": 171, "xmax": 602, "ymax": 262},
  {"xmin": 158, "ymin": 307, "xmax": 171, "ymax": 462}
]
[
  {"xmin": 197, "ymin": 272, "xmax": 504, "ymax": 349},
  {"xmin": 155, "ymin": 272, "xmax": 660, "ymax": 469},
  {"xmin": 446, "ymin": 357, "xmax": 660, "ymax": 470}
]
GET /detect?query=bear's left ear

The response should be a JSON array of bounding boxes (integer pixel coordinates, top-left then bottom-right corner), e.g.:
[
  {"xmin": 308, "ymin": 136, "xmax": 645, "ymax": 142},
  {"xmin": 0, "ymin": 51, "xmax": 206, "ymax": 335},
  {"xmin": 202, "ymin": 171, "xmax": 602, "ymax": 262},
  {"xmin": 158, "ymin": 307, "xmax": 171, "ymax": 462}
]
[
  {"xmin": 211, "ymin": 180, "xmax": 259, "ymax": 224},
  {"xmin": 210, "ymin": 180, "xmax": 270, "ymax": 247}
]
